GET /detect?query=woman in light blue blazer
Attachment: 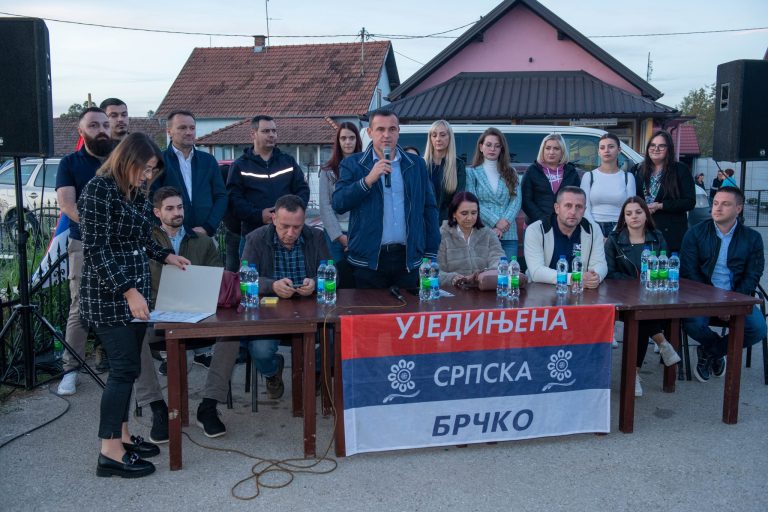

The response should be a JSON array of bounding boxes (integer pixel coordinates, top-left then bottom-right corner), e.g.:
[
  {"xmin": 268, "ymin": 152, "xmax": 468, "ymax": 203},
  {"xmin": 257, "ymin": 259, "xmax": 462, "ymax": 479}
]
[{"xmin": 465, "ymin": 127, "xmax": 522, "ymax": 260}]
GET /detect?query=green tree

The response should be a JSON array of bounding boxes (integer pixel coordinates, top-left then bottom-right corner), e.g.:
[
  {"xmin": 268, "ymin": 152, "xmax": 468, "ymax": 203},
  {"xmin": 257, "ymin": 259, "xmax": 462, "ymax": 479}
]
[
  {"xmin": 677, "ymin": 84, "xmax": 715, "ymax": 157},
  {"xmin": 59, "ymin": 101, "xmax": 90, "ymax": 119}
]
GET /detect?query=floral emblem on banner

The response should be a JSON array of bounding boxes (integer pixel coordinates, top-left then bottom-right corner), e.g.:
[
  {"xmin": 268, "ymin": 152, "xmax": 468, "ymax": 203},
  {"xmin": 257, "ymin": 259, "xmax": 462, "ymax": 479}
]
[
  {"xmin": 542, "ymin": 349, "xmax": 576, "ymax": 391},
  {"xmin": 383, "ymin": 359, "xmax": 421, "ymax": 403}
]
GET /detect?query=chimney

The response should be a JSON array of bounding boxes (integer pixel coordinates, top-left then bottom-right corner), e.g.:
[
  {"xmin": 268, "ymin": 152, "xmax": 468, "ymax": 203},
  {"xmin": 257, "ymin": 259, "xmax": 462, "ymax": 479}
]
[{"xmin": 253, "ymin": 35, "xmax": 266, "ymax": 53}]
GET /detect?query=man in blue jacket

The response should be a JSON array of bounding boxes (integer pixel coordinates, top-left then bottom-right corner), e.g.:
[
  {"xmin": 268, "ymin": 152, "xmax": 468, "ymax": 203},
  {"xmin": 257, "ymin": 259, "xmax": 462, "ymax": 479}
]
[
  {"xmin": 332, "ymin": 109, "xmax": 439, "ymax": 288},
  {"xmin": 681, "ymin": 186, "xmax": 766, "ymax": 382},
  {"xmin": 154, "ymin": 110, "xmax": 227, "ymax": 237},
  {"xmin": 227, "ymin": 115, "xmax": 310, "ymax": 241}
]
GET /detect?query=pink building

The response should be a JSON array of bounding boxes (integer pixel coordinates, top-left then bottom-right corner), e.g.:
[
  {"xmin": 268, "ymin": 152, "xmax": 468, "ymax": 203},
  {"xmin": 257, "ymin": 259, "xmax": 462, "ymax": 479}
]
[{"xmin": 387, "ymin": 0, "xmax": 684, "ymax": 150}]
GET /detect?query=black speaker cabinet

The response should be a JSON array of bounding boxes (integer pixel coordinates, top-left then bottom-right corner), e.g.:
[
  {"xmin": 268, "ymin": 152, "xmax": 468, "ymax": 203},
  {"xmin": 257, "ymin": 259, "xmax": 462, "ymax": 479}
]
[
  {"xmin": 713, "ymin": 59, "xmax": 768, "ymax": 162},
  {"xmin": 0, "ymin": 17, "xmax": 54, "ymax": 157}
]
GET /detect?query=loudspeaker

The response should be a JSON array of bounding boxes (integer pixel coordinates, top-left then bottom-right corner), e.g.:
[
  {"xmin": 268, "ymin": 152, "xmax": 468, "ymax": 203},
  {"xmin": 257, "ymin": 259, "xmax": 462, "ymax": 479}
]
[
  {"xmin": 713, "ymin": 59, "xmax": 768, "ymax": 162},
  {"xmin": 0, "ymin": 18, "xmax": 54, "ymax": 157}
]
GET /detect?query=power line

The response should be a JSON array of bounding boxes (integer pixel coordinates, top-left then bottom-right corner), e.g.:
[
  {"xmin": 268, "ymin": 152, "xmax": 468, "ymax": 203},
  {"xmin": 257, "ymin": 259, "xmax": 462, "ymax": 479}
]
[{"xmin": 589, "ymin": 26, "xmax": 768, "ymax": 38}]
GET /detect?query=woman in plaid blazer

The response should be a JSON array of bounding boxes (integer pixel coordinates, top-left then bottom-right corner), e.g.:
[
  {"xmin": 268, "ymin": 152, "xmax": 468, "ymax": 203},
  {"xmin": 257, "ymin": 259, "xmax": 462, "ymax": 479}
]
[
  {"xmin": 465, "ymin": 127, "xmax": 522, "ymax": 260},
  {"xmin": 78, "ymin": 133, "xmax": 190, "ymax": 478}
]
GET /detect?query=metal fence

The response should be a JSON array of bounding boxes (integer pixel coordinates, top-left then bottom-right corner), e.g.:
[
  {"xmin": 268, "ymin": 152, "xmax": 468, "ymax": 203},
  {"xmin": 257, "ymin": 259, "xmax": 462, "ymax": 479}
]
[
  {"xmin": 743, "ymin": 190, "xmax": 768, "ymax": 227},
  {"xmin": 0, "ymin": 207, "xmax": 69, "ymax": 386}
]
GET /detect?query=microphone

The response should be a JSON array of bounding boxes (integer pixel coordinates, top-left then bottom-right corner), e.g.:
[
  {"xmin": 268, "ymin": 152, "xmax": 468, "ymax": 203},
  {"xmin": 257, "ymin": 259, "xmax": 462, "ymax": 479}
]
[
  {"xmin": 389, "ymin": 285, "xmax": 405, "ymax": 302},
  {"xmin": 383, "ymin": 145, "xmax": 391, "ymax": 188}
]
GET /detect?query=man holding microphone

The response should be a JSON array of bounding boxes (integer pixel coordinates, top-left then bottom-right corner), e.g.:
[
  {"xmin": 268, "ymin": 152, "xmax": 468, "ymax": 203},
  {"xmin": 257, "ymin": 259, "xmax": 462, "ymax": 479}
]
[{"xmin": 332, "ymin": 109, "xmax": 439, "ymax": 289}]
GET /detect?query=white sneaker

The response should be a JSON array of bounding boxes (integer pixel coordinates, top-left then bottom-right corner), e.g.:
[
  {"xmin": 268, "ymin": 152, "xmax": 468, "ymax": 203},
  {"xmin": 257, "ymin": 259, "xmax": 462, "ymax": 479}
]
[
  {"xmin": 653, "ymin": 342, "xmax": 660, "ymax": 354},
  {"xmin": 658, "ymin": 341, "xmax": 682, "ymax": 367},
  {"xmin": 57, "ymin": 372, "xmax": 77, "ymax": 395},
  {"xmin": 635, "ymin": 374, "xmax": 643, "ymax": 397},
  {"xmin": 612, "ymin": 340, "xmax": 619, "ymax": 349}
]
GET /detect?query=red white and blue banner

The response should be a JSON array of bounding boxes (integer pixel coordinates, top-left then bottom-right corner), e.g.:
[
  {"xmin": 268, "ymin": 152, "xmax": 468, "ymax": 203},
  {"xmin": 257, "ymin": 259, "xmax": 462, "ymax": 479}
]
[{"xmin": 341, "ymin": 305, "xmax": 615, "ymax": 455}]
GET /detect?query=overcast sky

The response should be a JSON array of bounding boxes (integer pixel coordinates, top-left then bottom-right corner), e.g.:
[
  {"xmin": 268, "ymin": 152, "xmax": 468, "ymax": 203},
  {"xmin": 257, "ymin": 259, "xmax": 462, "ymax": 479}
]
[{"xmin": 1, "ymin": 0, "xmax": 766, "ymax": 116}]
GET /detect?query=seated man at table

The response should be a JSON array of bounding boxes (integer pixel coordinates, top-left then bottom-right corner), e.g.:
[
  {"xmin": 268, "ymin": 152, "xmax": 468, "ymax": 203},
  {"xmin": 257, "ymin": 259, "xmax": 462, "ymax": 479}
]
[
  {"xmin": 680, "ymin": 186, "xmax": 766, "ymax": 382},
  {"xmin": 241, "ymin": 194, "xmax": 330, "ymax": 400},
  {"xmin": 134, "ymin": 186, "xmax": 239, "ymax": 440},
  {"xmin": 524, "ymin": 186, "xmax": 607, "ymax": 287}
]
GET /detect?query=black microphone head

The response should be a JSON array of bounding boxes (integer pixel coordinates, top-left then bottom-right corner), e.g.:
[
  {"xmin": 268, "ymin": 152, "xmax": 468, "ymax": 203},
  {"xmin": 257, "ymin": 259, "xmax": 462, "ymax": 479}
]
[
  {"xmin": 389, "ymin": 285, "xmax": 404, "ymax": 301},
  {"xmin": 383, "ymin": 145, "xmax": 391, "ymax": 160}
]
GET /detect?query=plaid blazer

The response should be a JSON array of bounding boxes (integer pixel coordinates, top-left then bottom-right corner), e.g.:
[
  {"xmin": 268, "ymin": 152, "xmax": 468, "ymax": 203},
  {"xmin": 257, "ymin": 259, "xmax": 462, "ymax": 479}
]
[{"xmin": 78, "ymin": 176, "xmax": 171, "ymax": 326}]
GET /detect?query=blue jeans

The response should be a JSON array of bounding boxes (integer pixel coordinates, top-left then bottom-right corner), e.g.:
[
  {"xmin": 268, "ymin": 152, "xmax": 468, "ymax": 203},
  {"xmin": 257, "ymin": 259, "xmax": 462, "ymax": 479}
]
[
  {"xmin": 94, "ymin": 323, "xmax": 146, "ymax": 439},
  {"xmin": 324, "ymin": 231, "xmax": 347, "ymax": 264},
  {"xmin": 500, "ymin": 239, "xmax": 518, "ymax": 261},
  {"xmin": 247, "ymin": 338, "xmax": 280, "ymax": 377},
  {"xmin": 683, "ymin": 305, "xmax": 767, "ymax": 358}
]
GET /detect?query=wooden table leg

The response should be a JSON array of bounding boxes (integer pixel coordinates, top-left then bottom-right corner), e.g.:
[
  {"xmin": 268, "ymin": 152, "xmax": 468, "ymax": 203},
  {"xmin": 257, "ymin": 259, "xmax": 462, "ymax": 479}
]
[
  {"xmin": 292, "ymin": 335, "xmax": 303, "ymax": 418},
  {"xmin": 619, "ymin": 312, "xmax": 638, "ymax": 433},
  {"xmin": 180, "ymin": 340, "xmax": 188, "ymax": 427},
  {"xmin": 663, "ymin": 319, "xmax": 679, "ymax": 392},
  {"xmin": 303, "ymin": 330, "xmax": 316, "ymax": 458},
  {"xmin": 166, "ymin": 338, "xmax": 183, "ymax": 471},
  {"xmin": 333, "ymin": 321, "xmax": 346, "ymax": 457},
  {"xmin": 321, "ymin": 325, "xmax": 332, "ymax": 417},
  {"xmin": 723, "ymin": 314, "xmax": 745, "ymax": 424}
]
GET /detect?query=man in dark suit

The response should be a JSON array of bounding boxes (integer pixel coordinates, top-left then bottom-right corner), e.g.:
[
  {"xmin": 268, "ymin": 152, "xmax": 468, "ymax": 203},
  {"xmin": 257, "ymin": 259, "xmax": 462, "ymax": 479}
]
[{"xmin": 153, "ymin": 110, "xmax": 227, "ymax": 237}]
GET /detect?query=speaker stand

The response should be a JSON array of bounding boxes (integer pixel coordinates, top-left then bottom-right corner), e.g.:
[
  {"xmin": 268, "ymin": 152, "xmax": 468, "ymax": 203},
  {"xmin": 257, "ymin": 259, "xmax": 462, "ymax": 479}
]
[{"xmin": 0, "ymin": 156, "xmax": 104, "ymax": 390}]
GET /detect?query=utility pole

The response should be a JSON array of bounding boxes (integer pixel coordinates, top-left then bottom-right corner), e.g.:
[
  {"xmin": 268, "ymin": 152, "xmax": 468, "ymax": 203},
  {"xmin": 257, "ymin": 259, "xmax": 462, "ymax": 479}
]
[
  {"xmin": 360, "ymin": 27, "xmax": 367, "ymax": 77},
  {"xmin": 646, "ymin": 52, "xmax": 653, "ymax": 82}
]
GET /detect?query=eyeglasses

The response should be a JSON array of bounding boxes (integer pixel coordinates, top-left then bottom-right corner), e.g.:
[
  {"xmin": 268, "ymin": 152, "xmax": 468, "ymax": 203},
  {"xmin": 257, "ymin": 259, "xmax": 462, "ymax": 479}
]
[
  {"xmin": 649, "ymin": 144, "xmax": 668, "ymax": 151},
  {"xmin": 142, "ymin": 166, "xmax": 158, "ymax": 177}
]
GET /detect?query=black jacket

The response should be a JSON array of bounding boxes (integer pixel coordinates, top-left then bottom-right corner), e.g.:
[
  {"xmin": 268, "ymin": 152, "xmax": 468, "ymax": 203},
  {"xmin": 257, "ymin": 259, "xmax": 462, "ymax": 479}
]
[
  {"xmin": 521, "ymin": 162, "xmax": 580, "ymax": 224},
  {"xmin": 227, "ymin": 147, "xmax": 310, "ymax": 236},
  {"xmin": 680, "ymin": 220, "xmax": 764, "ymax": 297},
  {"xmin": 605, "ymin": 228, "xmax": 667, "ymax": 280},
  {"xmin": 430, "ymin": 157, "xmax": 467, "ymax": 224},
  {"xmin": 632, "ymin": 161, "xmax": 695, "ymax": 253}
]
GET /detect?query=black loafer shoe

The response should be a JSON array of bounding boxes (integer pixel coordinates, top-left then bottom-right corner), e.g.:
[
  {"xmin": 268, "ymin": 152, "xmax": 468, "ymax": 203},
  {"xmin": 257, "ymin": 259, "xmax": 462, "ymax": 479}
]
[
  {"xmin": 96, "ymin": 452, "xmax": 155, "ymax": 478},
  {"xmin": 122, "ymin": 435, "xmax": 160, "ymax": 458}
]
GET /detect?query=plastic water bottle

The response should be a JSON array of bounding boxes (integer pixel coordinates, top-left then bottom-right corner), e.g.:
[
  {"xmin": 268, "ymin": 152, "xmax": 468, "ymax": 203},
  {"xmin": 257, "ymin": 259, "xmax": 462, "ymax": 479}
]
[
  {"xmin": 53, "ymin": 330, "xmax": 63, "ymax": 361},
  {"xmin": 646, "ymin": 252, "xmax": 659, "ymax": 291},
  {"xmin": 657, "ymin": 250, "xmax": 669, "ymax": 291},
  {"xmin": 556, "ymin": 255, "xmax": 568, "ymax": 295},
  {"xmin": 316, "ymin": 260, "xmax": 327, "ymax": 304},
  {"xmin": 571, "ymin": 251, "xmax": 583, "ymax": 294},
  {"xmin": 430, "ymin": 259, "xmax": 440, "ymax": 300},
  {"xmin": 496, "ymin": 257, "xmax": 509, "ymax": 298},
  {"xmin": 324, "ymin": 259, "xmax": 337, "ymax": 305},
  {"xmin": 239, "ymin": 259, "xmax": 249, "ymax": 308},
  {"xmin": 668, "ymin": 252, "xmax": 680, "ymax": 291},
  {"xmin": 419, "ymin": 258, "xmax": 431, "ymax": 302},
  {"xmin": 247, "ymin": 264, "xmax": 259, "ymax": 308},
  {"xmin": 509, "ymin": 256, "xmax": 521, "ymax": 299},
  {"xmin": 640, "ymin": 246, "xmax": 651, "ymax": 284}
]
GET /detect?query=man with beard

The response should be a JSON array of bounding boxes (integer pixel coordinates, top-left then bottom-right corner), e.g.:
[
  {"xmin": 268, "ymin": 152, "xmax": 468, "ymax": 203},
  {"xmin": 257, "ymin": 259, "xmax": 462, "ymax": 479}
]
[
  {"xmin": 56, "ymin": 107, "xmax": 114, "ymax": 395},
  {"xmin": 99, "ymin": 97, "xmax": 129, "ymax": 142},
  {"xmin": 133, "ymin": 186, "xmax": 237, "ymax": 442}
]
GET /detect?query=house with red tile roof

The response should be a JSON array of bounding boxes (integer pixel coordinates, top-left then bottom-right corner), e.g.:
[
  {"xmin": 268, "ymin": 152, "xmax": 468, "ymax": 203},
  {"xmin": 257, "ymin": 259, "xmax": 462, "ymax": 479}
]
[{"xmin": 155, "ymin": 39, "xmax": 399, "ymax": 169}]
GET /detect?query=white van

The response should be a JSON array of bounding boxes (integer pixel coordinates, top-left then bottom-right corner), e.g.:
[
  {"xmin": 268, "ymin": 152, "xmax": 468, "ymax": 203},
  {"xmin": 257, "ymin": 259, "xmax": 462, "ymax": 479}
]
[{"xmin": 364, "ymin": 124, "xmax": 644, "ymax": 173}]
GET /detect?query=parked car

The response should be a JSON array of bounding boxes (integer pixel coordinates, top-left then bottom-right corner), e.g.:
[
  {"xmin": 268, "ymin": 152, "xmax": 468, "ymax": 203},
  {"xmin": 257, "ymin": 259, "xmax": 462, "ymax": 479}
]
[
  {"xmin": 364, "ymin": 124, "xmax": 644, "ymax": 173},
  {"xmin": 0, "ymin": 157, "xmax": 60, "ymax": 237},
  {"xmin": 688, "ymin": 183, "xmax": 711, "ymax": 228}
]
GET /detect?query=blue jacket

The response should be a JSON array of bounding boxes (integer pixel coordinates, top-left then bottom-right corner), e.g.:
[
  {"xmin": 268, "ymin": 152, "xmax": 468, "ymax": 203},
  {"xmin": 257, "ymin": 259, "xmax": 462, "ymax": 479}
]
[
  {"xmin": 332, "ymin": 144, "xmax": 440, "ymax": 271},
  {"xmin": 154, "ymin": 146, "xmax": 227, "ymax": 236},
  {"xmin": 680, "ymin": 219, "xmax": 764, "ymax": 297}
]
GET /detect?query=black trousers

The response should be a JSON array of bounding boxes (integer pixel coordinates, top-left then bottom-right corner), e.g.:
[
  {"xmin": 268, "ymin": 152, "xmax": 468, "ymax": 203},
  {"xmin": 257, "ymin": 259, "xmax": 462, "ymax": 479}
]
[
  {"xmin": 353, "ymin": 246, "xmax": 418, "ymax": 290},
  {"xmin": 94, "ymin": 323, "xmax": 146, "ymax": 439}
]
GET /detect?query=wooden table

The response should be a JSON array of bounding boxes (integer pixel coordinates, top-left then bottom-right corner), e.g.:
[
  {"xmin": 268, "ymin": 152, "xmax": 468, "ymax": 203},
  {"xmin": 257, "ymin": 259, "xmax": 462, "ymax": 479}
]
[
  {"xmin": 328, "ymin": 282, "xmax": 760, "ymax": 455},
  {"xmin": 157, "ymin": 300, "xmax": 323, "ymax": 470}
]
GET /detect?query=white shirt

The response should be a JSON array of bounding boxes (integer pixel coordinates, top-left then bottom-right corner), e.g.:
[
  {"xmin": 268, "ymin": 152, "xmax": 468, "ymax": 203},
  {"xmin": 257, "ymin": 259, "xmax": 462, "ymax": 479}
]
[
  {"xmin": 580, "ymin": 169, "xmax": 636, "ymax": 223},
  {"xmin": 171, "ymin": 144, "xmax": 194, "ymax": 200},
  {"xmin": 483, "ymin": 160, "xmax": 500, "ymax": 193}
]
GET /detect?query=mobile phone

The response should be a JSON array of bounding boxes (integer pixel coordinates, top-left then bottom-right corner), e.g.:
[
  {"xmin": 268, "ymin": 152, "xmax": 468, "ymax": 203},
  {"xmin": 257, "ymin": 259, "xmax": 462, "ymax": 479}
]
[{"xmin": 292, "ymin": 283, "xmax": 303, "ymax": 289}]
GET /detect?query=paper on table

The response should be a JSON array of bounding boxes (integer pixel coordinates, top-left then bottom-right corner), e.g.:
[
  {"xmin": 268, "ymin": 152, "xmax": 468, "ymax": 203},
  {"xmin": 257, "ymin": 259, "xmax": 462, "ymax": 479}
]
[{"xmin": 133, "ymin": 264, "xmax": 223, "ymax": 324}]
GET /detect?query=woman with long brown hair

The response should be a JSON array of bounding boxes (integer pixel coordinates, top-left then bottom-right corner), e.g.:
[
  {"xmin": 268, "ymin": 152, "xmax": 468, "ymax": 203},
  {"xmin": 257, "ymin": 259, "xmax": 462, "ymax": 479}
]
[
  {"xmin": 319, "ymin": 122, "xmax": 361, "ymax": 262},
  {"xmin": 632, "ymin": 130, "xmax": 695, "ymax": 252},
  {"xmin": 605, "ymin": 196, "xmax": 681, "ymax": 396},
  {"xmin": 465, "ymin": 127, "xmax": 522, "ymax": 260},
  {"xmin": 79, "ymin": 132, "xmax": 189, "ymax": 478}
]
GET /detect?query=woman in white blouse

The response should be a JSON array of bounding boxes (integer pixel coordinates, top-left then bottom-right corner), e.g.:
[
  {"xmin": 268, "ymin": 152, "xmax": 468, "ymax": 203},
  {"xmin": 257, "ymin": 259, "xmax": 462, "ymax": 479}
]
[{"xmin": 580, "ymin": 132, "xmax": 636, "ymax": 237}]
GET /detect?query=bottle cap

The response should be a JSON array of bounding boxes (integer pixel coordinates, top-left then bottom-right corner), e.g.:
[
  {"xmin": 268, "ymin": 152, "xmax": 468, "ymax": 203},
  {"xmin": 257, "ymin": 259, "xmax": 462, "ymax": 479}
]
[
  {"xmin": 328, "ymin": 259, "xmax": 334, "ymax": 265},
  {"xmin": 241, "ymin": 260, "xmax": 248, "ymax": 265},
  {"xmin": 320, "ymin": 260, "xmax": 327, "ymax": 264}
]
